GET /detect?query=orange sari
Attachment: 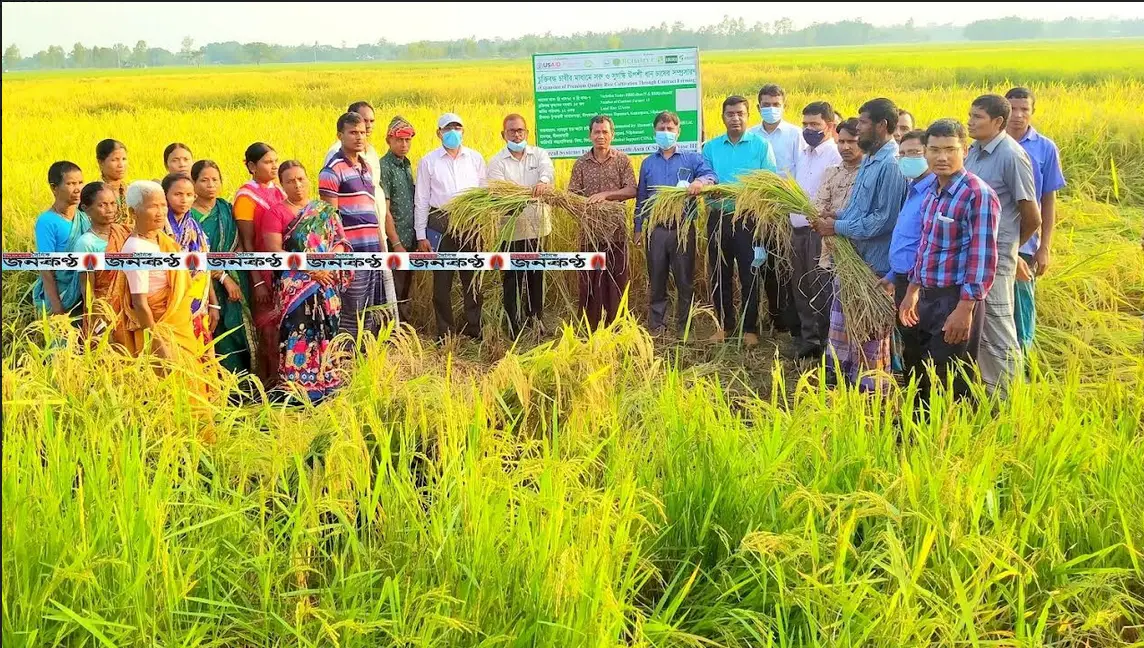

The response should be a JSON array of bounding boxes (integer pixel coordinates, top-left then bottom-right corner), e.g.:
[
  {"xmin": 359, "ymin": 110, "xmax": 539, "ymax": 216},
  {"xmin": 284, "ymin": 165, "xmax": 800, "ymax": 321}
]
[
  {"xmin": 83, "ymin": 224, "xmax": 135, "ymax": 352},
  {"xmin": 109, "ymin": 233, "xmax": 212, "ymax": 376}
]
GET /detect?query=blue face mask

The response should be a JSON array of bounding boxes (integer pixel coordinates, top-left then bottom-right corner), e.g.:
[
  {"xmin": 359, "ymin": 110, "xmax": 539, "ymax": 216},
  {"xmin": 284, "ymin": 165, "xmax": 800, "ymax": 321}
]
[
  {"xmin": 761, "ymin": 106, "xmax": 783, "ymax": 124},
  {"xmin": 442, "ymin": 129, "xmax": 462, "ymax": 150},
  {"xmin": 898, "ymin": 156, "xmax": 928, "ymax": 179},
  {"xmin": 654, "ymin": 130, "xmax": 678, "ymax": 150},
  {"xmin": 506, "ymin": 139, "xmax": 527, "ymax": 152}
]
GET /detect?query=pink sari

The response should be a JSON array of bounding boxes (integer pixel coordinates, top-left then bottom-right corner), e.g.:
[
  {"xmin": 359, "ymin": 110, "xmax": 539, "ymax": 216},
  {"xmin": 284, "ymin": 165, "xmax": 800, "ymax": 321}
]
[{"xmin": 234, "ymin": 180, "xmax": 287, "ymax": 387}]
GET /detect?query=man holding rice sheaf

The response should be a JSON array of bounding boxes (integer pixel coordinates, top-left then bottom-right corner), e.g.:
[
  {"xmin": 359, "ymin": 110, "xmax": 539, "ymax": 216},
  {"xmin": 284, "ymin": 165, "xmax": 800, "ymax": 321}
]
[{"xmin": 812, "ymin": 98, "xmax": 907, "ymax": 392}]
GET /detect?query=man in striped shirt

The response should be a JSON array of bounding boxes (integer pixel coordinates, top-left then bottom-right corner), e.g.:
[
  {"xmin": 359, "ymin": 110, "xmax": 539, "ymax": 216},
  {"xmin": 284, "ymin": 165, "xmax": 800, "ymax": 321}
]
[
  {"xmin": 320, "ymin": 111, "xmax": 385, "ymax": 340},
  {"xmin": 899, "ymin": 118, "xmax": 1001, "ymax": 407}
]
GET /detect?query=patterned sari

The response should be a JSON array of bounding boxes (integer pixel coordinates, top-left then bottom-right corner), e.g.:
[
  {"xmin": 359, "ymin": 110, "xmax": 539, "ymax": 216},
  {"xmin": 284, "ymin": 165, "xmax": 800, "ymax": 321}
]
[
  {"xmin": 276, "ymin": 200, "xmax": 353, "ymax": 403},
  {"xmin": 168, "ymin": 210, "xmax": 214, "ymax": 350},
  {"xmin": 191, "ymin": 199, "xmax": 256, "ymax": 375},
  {"xmin": 76, "ymin": 223, "xmax": 134, "ymax": 350}
]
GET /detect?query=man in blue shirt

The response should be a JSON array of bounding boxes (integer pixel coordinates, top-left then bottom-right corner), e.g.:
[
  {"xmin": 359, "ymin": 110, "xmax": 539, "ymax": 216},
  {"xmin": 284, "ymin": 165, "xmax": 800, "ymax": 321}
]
[
  {"xmin": 1005, "ymin": 86, "xmax": 1066, "ymax": 352},
  {"xmin": 885, "ymin": 128, "xmax": 937, "ymax": 376},
  {"xmin": 813, "ymin": 98, "xmax": 907, "ymax": 391},
  {"xmin": 635, "ymin": 111, "xmax": 716, "ymax": 337},
  {"xmin": 702, "ymin": 95, "xmax": 779, "ymax": 347}
]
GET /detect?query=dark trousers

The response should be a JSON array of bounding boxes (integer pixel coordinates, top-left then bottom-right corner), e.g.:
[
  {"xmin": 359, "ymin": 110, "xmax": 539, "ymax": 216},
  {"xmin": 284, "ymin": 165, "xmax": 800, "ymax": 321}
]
[
  {"xmin": 578, "ymin": 237, "xmax": 630, "ymax": 331},
  {"xmin": 894, "ymin": 275, "xmax": 924, "ymax": 381},
  {"xmin": 429, "ymin": 209, "xmax": 482, "ymax": 339},
  {"xmin": 762, "ymin": 250, "xmax": 799, "ymax": 334},
  {"xmin": 391, "ymin": 269, "xmax": 413, "ymax": 324},
  {"xmin": 790, "ymin": 226, "xmax": 830, "ymax": 351},
  {"xmin": 706, "ymin": 212, "xmax": 761, "ymax": 335},
  {"xmin": 646, "ymin": 224, "xmax": 696, "ymax": 334},
  {"xmin": 502, "ymin": 238, "xmax": 544, "ymax": 337},
  {"xmin": 904, "ymin": 284, "xmax": 985, "ymax": 407}
]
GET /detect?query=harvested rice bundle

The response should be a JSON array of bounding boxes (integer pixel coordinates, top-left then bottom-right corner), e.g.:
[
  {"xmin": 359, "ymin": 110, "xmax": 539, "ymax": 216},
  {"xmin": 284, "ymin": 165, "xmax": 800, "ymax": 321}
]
[
  {"xmin": 735, "ymin": 170, "xmax": 896, "ymax": 343},
  {"xmin": 443, "ymin": 180, "xmax": 628, "ymax": 250},
  {"xmin": 642, "ymin": 184, "xmax": 738, "ymax": 235}
]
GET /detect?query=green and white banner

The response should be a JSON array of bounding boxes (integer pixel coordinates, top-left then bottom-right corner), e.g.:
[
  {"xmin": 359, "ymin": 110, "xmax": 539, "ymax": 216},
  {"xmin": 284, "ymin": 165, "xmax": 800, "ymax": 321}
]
[{"xmin": 533, "ymin": 47, "xmax": 702, "ymax": 159}]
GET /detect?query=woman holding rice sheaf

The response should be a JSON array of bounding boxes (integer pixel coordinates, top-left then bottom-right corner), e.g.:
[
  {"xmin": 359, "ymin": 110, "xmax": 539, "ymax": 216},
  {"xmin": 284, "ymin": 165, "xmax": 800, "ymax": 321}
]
[
  {"xmin": 262, "ymin": 160, "xmax": 353, "ymax": 404},
  {"xmin": 190, "ymin": 159, "xmax": 255, "ymax": 375}
]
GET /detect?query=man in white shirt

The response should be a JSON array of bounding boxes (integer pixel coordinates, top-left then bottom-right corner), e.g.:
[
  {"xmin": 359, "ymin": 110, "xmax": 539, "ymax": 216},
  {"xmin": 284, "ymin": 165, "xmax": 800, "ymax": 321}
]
[
  {"xmin": 486, "ymin": 113, "xmax": 555, "ymax": 338},
  {"xmin": 750, "ymin": 83, "xmax": 803, "ymax": 336},
  {"xmin": 414, "ymin": 112, "xmax": 488, "ymax": 340},
  {"xmin": 789, "ymin": 101, "xmax": 843, "ymax": 359}
]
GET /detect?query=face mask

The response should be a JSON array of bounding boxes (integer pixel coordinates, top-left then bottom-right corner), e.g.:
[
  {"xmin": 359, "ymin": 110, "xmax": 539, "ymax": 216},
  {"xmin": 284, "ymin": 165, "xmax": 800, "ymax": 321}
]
[
  {"xmin": 506, "ymin": 139, "xmax": 527, "ymax": 153},
  {"xmin": 761, "ymin": 106, "xmax": 783, "ymax": 124},
  {"xmin": 898, "ymin": 156, "xmax": 928, "ymax": 179},
  {"xmin": 654, "ymin": 130, "xmax": 678, "ymax": 150},
  {"xmin": 802, "ymin": 128, "xmax": 826, "ymax": 148},
  {"xmin": 442, "ymin": 129, "xmax": 462, "ymax": 150}
]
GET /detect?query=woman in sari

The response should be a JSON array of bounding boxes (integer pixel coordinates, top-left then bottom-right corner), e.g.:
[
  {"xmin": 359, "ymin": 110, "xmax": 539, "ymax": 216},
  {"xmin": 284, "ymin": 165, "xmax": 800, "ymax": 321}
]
[
  {"xmin": 33, "ymin": 161, "xmax": 90, "ymax": 318},
  {"xmin": 234, "ymin": 142, "xmax": 285, "ymax": 388},
  {"xmin": 190, "ymin": 160, "xmax": 255, "ymax": 375},
  {"xmin": 111, "ymin": 181, "xmax": 206, "ymax": 367},
  {"xmin": 164, "ymin": 143, "xmax": 193, "ymax": 177},
  {"xmin": 73, "ymin": 181, "xmax": 133, "ymax": 346},
  {"xmin": 163, "ymin": 173, "xmax": 217, "ymax": 353},
  {"xmin": 263, "ymin": 160, "xmax": 353, "ymax": 404},
  {"xmin": 96, "ymin": 139, "xmax": 130, "ymax": 224}
]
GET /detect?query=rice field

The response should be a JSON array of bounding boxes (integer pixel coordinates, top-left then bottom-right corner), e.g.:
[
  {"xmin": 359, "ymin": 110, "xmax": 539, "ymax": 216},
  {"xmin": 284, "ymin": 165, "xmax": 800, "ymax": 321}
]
[{"xmin": 3, "ymin": 41, "xmax": 1144, "ymax": 647}]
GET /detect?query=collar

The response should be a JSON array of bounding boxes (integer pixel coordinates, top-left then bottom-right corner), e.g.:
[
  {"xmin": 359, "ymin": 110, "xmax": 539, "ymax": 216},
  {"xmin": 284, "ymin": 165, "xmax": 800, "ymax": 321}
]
[
  {"xmin": 333, "ymin": 148, "xmax": 367, "ymax": 168},
  {"xmin": 580, "ymin": 147, "xmax": 617, "ymax": 163},
  {"xmin": 974, "ymin": 131, "xmax": 1007, "ymax": 155},
  {"xmin": 497, "ymin": 145, "xmax": 534, "ymax": 160},
  {"xmin": 717, "ymin": 130, "xmax": 759, "ymax": 146},
  {"xmin": 911, "ymin": 173, "xmax": 937, "ymax": 194},
  {"xmin": 802, "ymin": 137, "xmax": 838, "ymax": 156},
  {"xmin": 1017, "ymin": 126, "xmax": 1040, "ymax": 144},
  {"xmin": 382, "ymin": 150, "xmax": 410, "ymax": 166},
  {"xmin": 935, "ymin": 169, "xmax": 969, "ymax": 196},
  {"xmin": 436, "ymin": 146, "xmax": 472, "ymax": 160},
  {"xmin": 863, "ymin": 139, "xmax": 898, "ymax": 166}
]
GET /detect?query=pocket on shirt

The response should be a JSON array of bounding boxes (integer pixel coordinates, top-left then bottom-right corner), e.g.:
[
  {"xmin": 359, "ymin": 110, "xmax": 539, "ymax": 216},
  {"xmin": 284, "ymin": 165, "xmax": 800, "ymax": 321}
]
[{"xmin": 932, "ymin": 215, "xmax": 964, "ymax": 251}]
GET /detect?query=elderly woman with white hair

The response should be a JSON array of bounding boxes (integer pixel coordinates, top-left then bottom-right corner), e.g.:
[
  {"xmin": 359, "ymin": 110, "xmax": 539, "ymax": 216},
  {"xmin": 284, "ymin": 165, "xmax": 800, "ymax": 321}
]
[{"xmin": 109, "ymin": 180, "xmax": 208, "ymax": 369}]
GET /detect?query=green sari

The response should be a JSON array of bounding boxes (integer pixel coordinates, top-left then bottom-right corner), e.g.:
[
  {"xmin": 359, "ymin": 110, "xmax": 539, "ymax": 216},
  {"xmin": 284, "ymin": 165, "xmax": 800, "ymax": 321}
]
[{"xmin": 191, "ymin": 198, "xmax": 257, "ymax": 375}]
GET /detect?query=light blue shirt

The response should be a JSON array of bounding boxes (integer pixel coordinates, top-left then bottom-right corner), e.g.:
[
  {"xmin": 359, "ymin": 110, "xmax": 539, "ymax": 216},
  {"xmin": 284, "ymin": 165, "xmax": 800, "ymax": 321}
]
[
  {"xmin": 834, "ymin": 139, "xmax": 907, "ymax": 277},
  {"xmin": 886, "ymin": 173, "xmax": 937, "ymax": 282},
  {"xmin": 749, "ymin": 120, "xmax": 801, "ymax": 178},
  {"xmin": 702, "ymin": 130, "xmax": 779, "ymax": 215},
  {"xmin": 1015, "ymin": 126, "xmax": 1066, "ymax": 256}
]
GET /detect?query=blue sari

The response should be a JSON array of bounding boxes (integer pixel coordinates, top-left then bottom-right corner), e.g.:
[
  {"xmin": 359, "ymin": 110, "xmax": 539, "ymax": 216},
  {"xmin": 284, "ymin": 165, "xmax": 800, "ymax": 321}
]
[{"xmin": 33, "ymin": 209, "xmax": 91, "ymax": 315}]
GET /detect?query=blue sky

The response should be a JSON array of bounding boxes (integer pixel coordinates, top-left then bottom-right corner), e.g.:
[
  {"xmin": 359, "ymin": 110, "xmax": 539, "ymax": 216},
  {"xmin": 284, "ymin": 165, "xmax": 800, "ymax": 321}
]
[{"xmin": 3, "ymin": 2, "xmax": 1141, "ymax": 53}]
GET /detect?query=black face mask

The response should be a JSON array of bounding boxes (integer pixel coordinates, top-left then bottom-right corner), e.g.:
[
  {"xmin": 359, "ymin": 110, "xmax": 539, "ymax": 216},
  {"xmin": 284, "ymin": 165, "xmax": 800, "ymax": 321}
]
[{"xmin": 803, "ymin": 128, "xmax": 826, "ymax": 148}]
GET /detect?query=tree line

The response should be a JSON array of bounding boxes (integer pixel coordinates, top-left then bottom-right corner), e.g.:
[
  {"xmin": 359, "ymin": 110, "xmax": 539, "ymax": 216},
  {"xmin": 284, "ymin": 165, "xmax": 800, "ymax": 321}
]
[{"xmin": 4, "ymin": 15, "xmax": 1142, "ymax": 71}]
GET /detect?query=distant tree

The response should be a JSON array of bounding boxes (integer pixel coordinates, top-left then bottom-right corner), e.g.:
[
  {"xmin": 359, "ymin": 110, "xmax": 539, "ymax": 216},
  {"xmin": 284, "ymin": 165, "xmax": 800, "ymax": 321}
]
[
  {"xmin": 4, "ymin": 43, "xmax": 20, "ymax": 70},
  {"xmin": 46, "ymin": 45, "xmax": 66, "ymax": 68},
  {"xmin": 132, "ymin": 40, "xmax": 148, "ymax": 67},
  {"xmin": 113, "ymin": 43, "xmax": 130, "ymax": 68},
  {"xmin": 70, "ymin": 42, "xmax": 90, "ymax": 68},
  {"xmin": 180, "ymin": 36, "xmax": 195, "ymax": 62},
  {"xmin": 244, "ymin": 42, "xmax": 271, "ymax": 65},
  {"xmin": 190, "ymin": 47, "xmax": 204, "ymax": 67}
]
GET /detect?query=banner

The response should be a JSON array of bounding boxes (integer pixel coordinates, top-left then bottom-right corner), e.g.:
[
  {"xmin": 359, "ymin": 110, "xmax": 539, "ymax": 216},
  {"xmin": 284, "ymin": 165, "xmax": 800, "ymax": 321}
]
[
  {"xmin": 533, "ymin": 47, "xmax": 702, "ymax": 158},
  {"xmin": 0, "ymin": 252, "xmax": 607, "ymax": 272}
]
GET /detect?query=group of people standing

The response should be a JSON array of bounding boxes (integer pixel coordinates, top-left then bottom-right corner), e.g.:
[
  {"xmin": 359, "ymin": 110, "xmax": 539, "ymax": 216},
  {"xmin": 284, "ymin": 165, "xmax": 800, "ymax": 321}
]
[{"xmin": 31, "ymin": 83, "xmax": 1061, "ymax": 406}]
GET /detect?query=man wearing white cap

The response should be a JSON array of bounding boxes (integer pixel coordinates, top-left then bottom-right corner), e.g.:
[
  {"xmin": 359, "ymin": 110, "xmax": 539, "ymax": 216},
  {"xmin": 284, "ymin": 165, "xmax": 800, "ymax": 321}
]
[{"xmin": 414, "ymin": 112, "xmax": 488, "ymax": 340}]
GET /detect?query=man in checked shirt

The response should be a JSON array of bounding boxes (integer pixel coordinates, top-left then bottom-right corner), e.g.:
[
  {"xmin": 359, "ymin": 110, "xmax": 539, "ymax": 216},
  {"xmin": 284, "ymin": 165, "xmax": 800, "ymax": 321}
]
[{"xmin": 898, "ymin": 118, "xmax": 1001, "ymax": 408}]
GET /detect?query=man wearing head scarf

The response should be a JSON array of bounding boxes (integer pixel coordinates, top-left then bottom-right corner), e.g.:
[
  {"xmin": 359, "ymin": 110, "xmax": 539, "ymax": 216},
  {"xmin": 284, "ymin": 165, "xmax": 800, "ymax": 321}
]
[{"xmin": 379, "ymin": 115, "xmax": 418, "ymax": 323}]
